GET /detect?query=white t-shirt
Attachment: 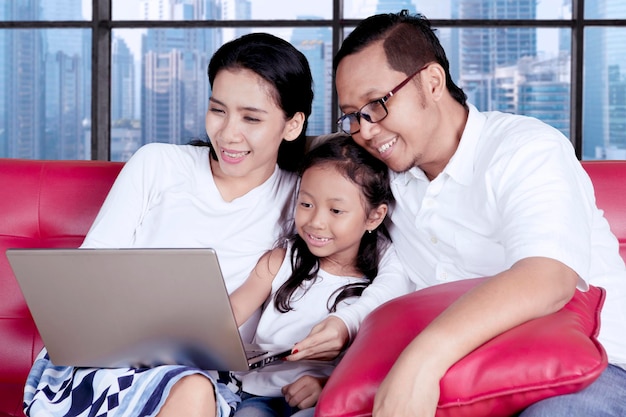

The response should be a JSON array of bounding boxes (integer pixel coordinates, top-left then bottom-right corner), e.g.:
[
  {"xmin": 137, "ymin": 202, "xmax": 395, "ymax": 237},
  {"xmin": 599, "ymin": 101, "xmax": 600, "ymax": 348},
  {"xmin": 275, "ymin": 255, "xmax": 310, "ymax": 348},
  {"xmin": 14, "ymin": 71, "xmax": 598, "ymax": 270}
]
[
  {"xmin": 81, "ymin": 142, "xmax": 298, "ymax": 340},
  {"xmin": 387, "ymin": 103, "xmax": 626, "ymax": 368},
  {"xmin": 236, "ymin": 244, "xmax": 370, "ymax": 397}
]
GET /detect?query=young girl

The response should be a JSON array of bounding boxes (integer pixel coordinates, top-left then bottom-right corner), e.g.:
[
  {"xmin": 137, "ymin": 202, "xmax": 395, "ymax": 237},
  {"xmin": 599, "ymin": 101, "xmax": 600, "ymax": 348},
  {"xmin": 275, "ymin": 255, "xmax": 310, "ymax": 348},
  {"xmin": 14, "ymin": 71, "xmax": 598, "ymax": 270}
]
[
  {"xmin": 227, "ymin": 135, "xmax": 401, "ymax": 417},
  {"xmin": 23, "ymin": 33, "xmax": 313, "ymax": 417}
]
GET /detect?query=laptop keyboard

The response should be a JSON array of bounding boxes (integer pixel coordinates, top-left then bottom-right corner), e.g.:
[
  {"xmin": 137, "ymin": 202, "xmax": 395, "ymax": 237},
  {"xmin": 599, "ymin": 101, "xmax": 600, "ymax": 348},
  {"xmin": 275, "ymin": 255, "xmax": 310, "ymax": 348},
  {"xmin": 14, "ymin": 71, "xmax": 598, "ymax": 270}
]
[{"xmin": 246, "ymin": 349, "xmax": 268, "ymax": 360}]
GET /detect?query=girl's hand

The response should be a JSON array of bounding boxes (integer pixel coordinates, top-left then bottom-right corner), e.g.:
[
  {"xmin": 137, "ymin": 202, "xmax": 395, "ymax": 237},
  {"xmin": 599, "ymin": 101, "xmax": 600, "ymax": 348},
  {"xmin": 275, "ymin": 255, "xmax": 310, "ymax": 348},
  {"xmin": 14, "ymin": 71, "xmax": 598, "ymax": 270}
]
[
  {"xmin": 287, "ymin": 316, "xmax": 349, "ymax": 361},
  {"xmin": 281, "ymin": 375, "xmax": 328, "ymax": 409}
]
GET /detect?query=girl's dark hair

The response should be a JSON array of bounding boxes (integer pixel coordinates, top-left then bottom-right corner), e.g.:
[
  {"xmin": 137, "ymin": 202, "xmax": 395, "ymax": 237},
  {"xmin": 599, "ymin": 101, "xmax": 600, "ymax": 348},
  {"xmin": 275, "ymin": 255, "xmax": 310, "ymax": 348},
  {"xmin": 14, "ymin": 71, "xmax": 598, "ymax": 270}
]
[
  {"xmin": 192, "ymin": 33, "xmax": 314, "ymax": 172},
  {"xmin": 274, "ymin": 135, "xmax": 394, "ymax": 313},
  {"xmin": 333, "ymin": 10, "xmax": 467, "ymax": 107}
]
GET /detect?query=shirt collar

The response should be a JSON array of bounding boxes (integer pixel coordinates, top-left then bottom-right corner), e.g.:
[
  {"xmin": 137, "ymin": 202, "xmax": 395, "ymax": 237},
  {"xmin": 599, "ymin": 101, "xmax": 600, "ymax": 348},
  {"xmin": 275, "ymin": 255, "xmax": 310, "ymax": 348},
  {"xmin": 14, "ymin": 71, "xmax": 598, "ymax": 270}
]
[
  {"xmin": 390, "ymin": 165, "xmax": 426, "ymax": 186},
  {"xmin": 444, "ymin": 103, "xmax": 485, "ymax": 185}
]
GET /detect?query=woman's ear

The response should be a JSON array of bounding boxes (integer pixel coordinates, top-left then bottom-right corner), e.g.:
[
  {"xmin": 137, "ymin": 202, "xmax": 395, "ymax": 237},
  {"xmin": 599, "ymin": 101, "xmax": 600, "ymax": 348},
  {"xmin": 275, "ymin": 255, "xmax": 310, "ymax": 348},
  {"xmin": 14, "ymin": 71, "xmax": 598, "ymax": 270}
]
[
  {"xmin": 283, "ymin": 112, "xmax": 306, "ymax": 142},
  {"xmin": 366, "ymin": 204, "xmax": 388, "ymax": 232}
]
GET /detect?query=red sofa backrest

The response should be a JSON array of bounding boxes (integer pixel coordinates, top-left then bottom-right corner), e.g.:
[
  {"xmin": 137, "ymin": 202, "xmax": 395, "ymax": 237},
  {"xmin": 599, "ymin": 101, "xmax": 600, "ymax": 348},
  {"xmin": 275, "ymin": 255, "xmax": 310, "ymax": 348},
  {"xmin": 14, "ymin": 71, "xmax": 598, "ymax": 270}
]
[
  {"xmin": 0, "ymin": 158, "xmax": 623, "ymax": 417},
  {"xmin": 0, "ymin": 158, "xmax": 123, "ymax": 417},
  {"xmin": 582, "ymin": 161, "xmax": 626, "ymax": 261}
]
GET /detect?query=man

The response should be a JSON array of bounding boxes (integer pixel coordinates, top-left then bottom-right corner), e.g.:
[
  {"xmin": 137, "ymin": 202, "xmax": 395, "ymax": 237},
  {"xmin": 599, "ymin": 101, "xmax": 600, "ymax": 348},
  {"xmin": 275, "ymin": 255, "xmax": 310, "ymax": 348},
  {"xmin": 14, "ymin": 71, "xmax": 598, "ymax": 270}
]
[{"xmin": 291, "ymin": 10, "xmax": 626, "ymax": 417}]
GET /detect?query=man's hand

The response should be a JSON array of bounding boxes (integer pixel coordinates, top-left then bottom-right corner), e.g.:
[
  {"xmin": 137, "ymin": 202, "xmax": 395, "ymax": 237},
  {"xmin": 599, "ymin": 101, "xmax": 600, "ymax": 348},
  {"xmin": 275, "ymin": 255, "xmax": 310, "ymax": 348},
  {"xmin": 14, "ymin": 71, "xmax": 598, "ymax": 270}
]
[
  {"xmin": 282, "ymin": 375, "xmax": 328, "ymax": 409},
  {"xmin": 372, "ymin": 353, "xmax": 441, "ymax": 417},
  {"xmin": 287, "ymin": 316, "xmax": 349, "ymax": 361}
]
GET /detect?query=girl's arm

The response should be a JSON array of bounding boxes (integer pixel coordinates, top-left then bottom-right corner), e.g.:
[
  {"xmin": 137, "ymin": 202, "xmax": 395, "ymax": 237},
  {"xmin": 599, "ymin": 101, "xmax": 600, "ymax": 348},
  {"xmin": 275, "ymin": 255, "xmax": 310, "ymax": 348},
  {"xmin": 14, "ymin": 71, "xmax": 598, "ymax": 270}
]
[{"xmin": 229, "ymin": 247, "xmax": 286, "ymax": 326}]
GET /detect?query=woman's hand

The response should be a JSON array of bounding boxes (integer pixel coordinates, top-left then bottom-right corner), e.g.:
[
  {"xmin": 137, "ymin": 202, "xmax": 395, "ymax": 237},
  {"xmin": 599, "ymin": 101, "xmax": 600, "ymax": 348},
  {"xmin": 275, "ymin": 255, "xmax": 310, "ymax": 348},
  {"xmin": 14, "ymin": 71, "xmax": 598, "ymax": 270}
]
[
  {"xmin": 282, "ymin": 375, "xmax": 328, "ymax": 409},
  {"xmin": 286, "ymin": 316, "xmax": 349, "ymax": 361}
]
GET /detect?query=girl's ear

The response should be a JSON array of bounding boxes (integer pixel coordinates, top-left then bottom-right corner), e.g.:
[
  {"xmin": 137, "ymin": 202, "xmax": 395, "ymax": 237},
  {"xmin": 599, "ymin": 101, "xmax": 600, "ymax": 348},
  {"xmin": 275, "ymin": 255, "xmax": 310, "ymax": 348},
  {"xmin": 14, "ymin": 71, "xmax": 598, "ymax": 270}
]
[
  {"xmin": 283, "ymin": 111, "xmax": 306, "ymax": 142},
  {"xmin": 366, "ymin": 204, "xmax": 388, "ymax": 232}
]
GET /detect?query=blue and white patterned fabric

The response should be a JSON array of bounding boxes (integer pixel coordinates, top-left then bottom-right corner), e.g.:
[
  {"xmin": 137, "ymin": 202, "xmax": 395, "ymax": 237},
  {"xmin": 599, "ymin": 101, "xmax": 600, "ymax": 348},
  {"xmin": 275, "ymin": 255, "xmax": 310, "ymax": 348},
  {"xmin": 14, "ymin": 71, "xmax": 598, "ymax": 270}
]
[{"xmin": 23, "ymin": 348, "xmax": 239, "ymax": 417}]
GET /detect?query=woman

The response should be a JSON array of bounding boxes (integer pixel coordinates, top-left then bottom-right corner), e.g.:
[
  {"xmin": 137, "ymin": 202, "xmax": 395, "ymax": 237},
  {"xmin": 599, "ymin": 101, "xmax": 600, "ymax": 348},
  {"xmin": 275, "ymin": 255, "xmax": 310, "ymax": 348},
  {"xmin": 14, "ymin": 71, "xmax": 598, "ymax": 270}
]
[{"xmin": 23, "ymin": 32, "xmax": 313, "ymax": 417}]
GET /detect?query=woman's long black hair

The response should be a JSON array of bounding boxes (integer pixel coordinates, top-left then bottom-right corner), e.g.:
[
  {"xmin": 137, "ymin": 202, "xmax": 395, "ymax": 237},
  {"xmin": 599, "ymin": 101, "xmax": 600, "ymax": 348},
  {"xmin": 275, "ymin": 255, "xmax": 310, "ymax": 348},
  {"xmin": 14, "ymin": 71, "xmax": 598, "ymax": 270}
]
[
  {"xmin": 191, "ymin": 32, "xmax": 314, "ymax": 172},
  {"xmin": 273, "ymin": 135, "xmax": 394, "ymax": 313}
]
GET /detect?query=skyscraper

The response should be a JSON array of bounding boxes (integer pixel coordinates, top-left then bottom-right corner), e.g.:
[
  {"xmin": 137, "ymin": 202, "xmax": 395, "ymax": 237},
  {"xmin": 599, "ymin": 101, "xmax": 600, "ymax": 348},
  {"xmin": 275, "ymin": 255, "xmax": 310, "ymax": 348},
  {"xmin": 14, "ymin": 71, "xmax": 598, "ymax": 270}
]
[
  {"xmin": 1, "ymin": 0, "xmax": 46, "ymax": 158},
  {"xmin": 140, "ymin": 0, "xmax": 222, "ymax": 145},
  {"xmin": 139, "ymin": 0, "xmax": 171, "ymax": 20},
  {"xmin": 501, "ymin": 55, "xmax": 571, "ymax": 139},
  {"xmin": 458, "ymin": 0, "xmax": 537, "ymax": 111},
  {"xmin": 0, "ymin": 0, "xmax": 89, "ymax": 159},
  {"xmin": 42, "ymin": 0, "xmax": 89, "ymax": 160},
  {"xmin": 376, "ymin": 0, "xmax": 416, "ymax": 14},
  {"xmin": 291, "ymin": 21, "xmax": 332, "ymax": 136},
  {"xmin": 112, "ymin": 37, "xmax": 135, "ymax": 121},
  {"xmin": 45, "ymin": 51, "xmax": 86, "ymax": 159},
  {"xmin": 584, "ymin": 0, "xmax": 626, "ymax": 159}
]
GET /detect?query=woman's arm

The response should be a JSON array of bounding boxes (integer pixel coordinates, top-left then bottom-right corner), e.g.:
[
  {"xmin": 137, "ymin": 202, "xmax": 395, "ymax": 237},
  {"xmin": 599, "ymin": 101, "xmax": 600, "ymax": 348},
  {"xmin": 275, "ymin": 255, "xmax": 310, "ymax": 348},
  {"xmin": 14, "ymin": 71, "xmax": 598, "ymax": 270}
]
[{"xmin": 81, "ymin": 144, "xmax": 164, "ymax": 248}]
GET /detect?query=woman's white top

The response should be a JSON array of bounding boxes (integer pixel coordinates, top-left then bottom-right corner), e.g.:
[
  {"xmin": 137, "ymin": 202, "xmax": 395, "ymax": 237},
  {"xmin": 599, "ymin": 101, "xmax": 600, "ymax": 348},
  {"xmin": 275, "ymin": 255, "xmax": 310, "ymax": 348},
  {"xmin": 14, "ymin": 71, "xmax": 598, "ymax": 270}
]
[{"xmin": 81, "ymin": 142, "xmax": 298, "ymax": 340}]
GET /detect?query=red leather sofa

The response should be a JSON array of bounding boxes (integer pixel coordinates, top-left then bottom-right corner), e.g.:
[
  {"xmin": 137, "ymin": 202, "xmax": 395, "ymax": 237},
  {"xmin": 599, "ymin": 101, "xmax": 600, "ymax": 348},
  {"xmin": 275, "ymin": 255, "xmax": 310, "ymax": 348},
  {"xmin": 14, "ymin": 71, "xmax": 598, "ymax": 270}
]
[
  {"xmin": 1, "ymin": 157, "xmax": 625, "ymax": 417},
  {"xmin": 0, "ymin": 158, "xmax": 123, "ymax": 417}
]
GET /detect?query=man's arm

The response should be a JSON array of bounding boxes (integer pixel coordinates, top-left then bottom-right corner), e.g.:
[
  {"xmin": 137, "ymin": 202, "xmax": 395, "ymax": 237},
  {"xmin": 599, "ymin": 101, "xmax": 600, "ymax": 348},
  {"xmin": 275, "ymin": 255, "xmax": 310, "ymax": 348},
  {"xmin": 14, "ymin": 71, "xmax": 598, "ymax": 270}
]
[
  {"xmin": 372, "ymin": 256, "xmax": 578, "ymax": 417},
  {"xmin": 288, "ymin": 244, "xmax": 414, "ymax": 360}
]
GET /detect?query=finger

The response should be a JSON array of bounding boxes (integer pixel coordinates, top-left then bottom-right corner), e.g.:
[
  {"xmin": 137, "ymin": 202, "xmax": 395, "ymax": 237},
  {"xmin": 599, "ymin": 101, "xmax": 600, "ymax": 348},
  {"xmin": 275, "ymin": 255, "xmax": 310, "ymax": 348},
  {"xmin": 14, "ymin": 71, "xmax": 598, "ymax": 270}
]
[
  {"xmin": 286, "ymin": 319, "xmax": 349, "ymax": 361},
  {"xmin": 285, "ymin": 385, "xmax": 315, "ymax": 408},
  {"xmin": 286, "ymin": 346, "xmax": 342, "ymax": 361},
  {"xmin": 294, "ymin": 393, "xmax": 316, "ymax": 409},
  {"xmin": 282, "ymin": 381, "xmax": 302, "ymax": 406},
  {"xmin": 288, "ymin": 335, "xmax": 344, "ymax": 360}
]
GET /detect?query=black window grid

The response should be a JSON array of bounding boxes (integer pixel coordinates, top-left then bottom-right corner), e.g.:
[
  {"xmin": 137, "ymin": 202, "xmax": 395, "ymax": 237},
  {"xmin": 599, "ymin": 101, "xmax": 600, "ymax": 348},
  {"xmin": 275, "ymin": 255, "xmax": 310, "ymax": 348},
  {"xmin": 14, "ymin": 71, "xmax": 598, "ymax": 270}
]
[{"xmin": 1, "ymin": 0, "xmax": 626, "ymax": 160}]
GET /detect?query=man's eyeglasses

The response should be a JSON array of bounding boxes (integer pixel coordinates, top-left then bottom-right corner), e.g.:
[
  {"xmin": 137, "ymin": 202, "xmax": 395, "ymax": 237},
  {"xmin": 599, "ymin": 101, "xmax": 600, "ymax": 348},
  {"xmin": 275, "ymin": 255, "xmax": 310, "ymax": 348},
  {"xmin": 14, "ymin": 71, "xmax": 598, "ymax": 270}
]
[{"xmin": 337, "ymin": 64, "xmax": 430, "ymax": 135}]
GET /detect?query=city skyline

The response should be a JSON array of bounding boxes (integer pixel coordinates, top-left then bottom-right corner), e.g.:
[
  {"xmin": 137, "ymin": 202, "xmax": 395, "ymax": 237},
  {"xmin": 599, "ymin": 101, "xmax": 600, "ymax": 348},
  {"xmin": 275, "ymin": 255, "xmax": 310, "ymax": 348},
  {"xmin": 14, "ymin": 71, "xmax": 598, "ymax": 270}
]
[
  {"xmin": 2, "ymin": 0, "xmax": 625, "ymax": 161},
  {"xmin": 87, "ymin": 0, "xmax": 562, "ymax": 60}
]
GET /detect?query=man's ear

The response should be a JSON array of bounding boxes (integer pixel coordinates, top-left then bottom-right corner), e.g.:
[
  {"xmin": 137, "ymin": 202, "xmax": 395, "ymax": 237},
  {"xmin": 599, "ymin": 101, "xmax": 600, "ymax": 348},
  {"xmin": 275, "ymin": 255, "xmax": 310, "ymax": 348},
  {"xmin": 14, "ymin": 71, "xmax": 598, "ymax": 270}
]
[
  {"xmin": 426, "ymin": 63, "xmax": 446, "ymax": 101},
  {"xmin": 366, "ymin": 204, "xmax": 388, "ymax": 232},
  {"xmin": 283, "ymin": 112, "xmax": 306, "ymax": 142}
]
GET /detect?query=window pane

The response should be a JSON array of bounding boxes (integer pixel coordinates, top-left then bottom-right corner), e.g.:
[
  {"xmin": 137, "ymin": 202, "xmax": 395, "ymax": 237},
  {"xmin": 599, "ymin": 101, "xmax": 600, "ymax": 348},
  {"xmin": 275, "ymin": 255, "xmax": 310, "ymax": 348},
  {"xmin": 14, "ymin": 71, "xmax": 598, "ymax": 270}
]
[
  {"xmin": 111, "ymin": 26, "xmax": 332, "ymax": 162},
  {"xmin": 112, "ymin": 0, "xmax": 332, "ymax": 21},
  {"xmin": 583, "ymin": 27, "xmax": 626, "ymax": 160},
  {"xmin": 340, "ymin": 24, "xmax": 570, "ymax": 141},
  {"xmin": 456, "ymin": 26, "xmax": 571, "ymax": 140},
  {"xmin": 345, "ymin": 0, "xmax": 569, "ymax": 20},
  {"xmin": 0, "ymin": 28, "xmax": 91, "ymax": 159},
  {"xmin": 585, "ymin": 0, "xmax": 626, "ymax": 19},
  {"xmin": 1, "ymin": 0, "xmax": 88, "ymax": 21}
]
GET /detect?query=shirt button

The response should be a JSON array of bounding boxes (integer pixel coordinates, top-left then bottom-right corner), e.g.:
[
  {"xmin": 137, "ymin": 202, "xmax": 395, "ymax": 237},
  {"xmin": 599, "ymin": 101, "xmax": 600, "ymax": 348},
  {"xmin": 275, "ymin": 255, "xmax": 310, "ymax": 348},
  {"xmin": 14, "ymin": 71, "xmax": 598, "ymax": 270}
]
[
  {"xmin": 424, "ymin": 198, "xmax": 434, "ymax": 208},
  {"xmin": 439, "ymin": 272, "xmax": 448, "ymax": 281},
  {"xmin": 430, "ymin": 236, "xmax": 438, "ymax": 244}
]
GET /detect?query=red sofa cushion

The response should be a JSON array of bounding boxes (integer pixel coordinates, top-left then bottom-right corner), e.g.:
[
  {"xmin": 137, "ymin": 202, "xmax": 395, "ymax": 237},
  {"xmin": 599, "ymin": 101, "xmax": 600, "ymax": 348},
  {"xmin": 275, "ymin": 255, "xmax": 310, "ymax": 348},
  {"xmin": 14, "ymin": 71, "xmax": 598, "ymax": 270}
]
[{"xmin": 316, "ymin": 277, "xmax": 607, "ymax": 417}]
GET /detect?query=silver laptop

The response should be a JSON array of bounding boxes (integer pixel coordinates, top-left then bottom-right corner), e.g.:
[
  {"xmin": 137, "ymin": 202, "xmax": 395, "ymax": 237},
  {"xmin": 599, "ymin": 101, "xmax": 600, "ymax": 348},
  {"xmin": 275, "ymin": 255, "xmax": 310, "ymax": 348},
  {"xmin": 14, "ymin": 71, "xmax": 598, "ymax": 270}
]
[{"xmin": 6, "ymin": 248, "xmax": 291, "ymax": 371}]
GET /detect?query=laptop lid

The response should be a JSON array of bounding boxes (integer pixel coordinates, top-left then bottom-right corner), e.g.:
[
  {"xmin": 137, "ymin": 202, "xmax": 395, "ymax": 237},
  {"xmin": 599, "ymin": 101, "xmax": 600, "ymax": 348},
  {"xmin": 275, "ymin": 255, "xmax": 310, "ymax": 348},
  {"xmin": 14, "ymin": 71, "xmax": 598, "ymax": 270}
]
[{"xmin": 6, "ymin": 248, "xmax": 290, "ymax": 371}]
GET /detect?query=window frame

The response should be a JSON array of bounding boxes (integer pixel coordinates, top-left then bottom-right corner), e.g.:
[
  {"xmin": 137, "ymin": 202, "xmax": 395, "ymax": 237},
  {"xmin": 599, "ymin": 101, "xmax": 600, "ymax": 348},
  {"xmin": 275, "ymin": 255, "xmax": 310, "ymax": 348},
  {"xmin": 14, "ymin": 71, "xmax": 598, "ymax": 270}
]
[{"xmin": 2, "ymin": 0, "xmax": 626, "ymax": 160}]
